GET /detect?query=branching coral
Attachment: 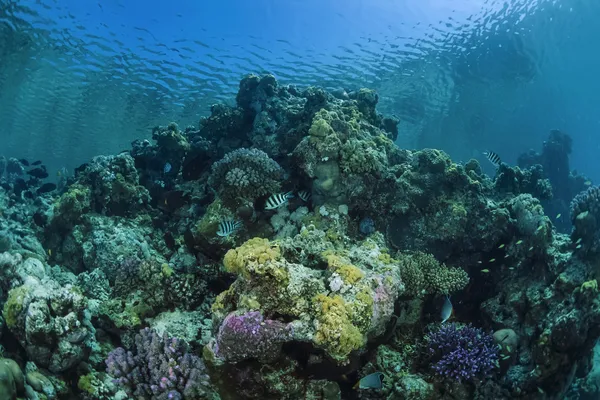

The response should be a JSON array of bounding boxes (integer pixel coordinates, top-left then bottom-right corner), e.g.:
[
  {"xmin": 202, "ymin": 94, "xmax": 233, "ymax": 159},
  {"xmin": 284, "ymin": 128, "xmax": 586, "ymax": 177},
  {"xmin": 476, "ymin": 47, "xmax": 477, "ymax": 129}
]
[
  {"xmin": 399, "ymin": 252, "xmax": 469, "ymax": 296},
  {"xmin": 208, "ymin": 148, "xmax": 283, "ymax": 204},
  {"xmin": 106, "ymin": 328, "xmax": 212, "ymax": 399},
  {"xmin": 426, "ymin": 323, "xmax": 498, "ymax": 383}
]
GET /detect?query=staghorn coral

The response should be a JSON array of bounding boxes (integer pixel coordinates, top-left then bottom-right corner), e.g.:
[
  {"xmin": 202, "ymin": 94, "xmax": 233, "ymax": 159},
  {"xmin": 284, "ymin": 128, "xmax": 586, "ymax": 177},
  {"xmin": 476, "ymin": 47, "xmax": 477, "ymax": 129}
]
[
  {"xmin": 208, "ymin": 148, "xmax": 283, "ymax": 205},
  {"xmin": 398, "ymin": 252, "xmax": 469, "ymax": 296},
  {"xmin": 106, "ymin": 328, "xmax": 213, "ymax": 399}
]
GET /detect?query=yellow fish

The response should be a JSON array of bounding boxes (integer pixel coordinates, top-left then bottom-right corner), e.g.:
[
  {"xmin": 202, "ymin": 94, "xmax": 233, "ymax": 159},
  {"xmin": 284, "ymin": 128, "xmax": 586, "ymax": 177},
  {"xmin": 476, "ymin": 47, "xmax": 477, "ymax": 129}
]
[
  {"xmin": 481, "ymin": 269, "xmax": 490, "ymax": 273},
  {"xmin": 536, "ymin": 225, "xmax": 543, "ymax": 232},
  {"xmin": 529, "ymin": 246, "xmax": 534, "ymax": 251},
  {"xmin": 556, "ymin": 213, "xmax": 562, "ymax": 219},
  {"xmin": 47, "ymin": 249, "xmax": 52, "ymax": 256},
  {"xmin": 585, "ymin": 180, "xmax": 592, "ymax": 186},
  {"xmin": 489, "ymin": 258, "xmax": 496, "ymax": 263},
  {"xmin": 576, "ymin": 244, "xmax": 582, "ymax": 249},
  {"xmin": 516, "ymin": 240, "xmax": 523, "ymax": 245},
  {"xmin": 498, "ymin": 244, "xmax": 505, "ymax": 249}
]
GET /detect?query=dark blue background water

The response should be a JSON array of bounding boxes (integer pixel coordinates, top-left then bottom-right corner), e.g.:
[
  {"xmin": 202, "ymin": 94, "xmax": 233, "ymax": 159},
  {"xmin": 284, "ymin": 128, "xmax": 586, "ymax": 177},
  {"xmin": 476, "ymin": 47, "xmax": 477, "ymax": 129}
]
[{"xmin": 0, "ymin": 0, "xmax": 598, "ymax": 184}]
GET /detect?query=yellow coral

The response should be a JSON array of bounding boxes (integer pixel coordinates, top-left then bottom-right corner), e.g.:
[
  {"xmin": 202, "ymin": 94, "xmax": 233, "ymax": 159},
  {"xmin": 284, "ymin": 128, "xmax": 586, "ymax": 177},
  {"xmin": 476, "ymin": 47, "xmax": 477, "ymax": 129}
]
[
  {"xmin": 313, "ymin": 294, "xmax": 364, "ymax": 362},
  {"xmin": 323, "ymin": 252, "xmax": 364, "ymax": 284},
  {"xmin": 224, "ymin": 238, "xmax": 280, "ymax": 274},
  {"xmin": 336, "ymin": 265, "xmax": 364, "ymax": 285},
  {"xmin": 223, "ymin": 238, "xmax": 288, "ymax": 284},
  {"xmin": 349, "ymin": 288, "xmax": 374, "ymax": 331}
]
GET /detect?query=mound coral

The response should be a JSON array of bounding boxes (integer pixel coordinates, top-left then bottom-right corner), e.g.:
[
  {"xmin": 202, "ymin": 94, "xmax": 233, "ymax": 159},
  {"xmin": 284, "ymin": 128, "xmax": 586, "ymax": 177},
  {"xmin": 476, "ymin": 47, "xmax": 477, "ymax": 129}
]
[
  {"xmin": 208, "ymin": 147, "xmax": 283, "ymax": 205},
  {"xmin": 209, "ymin": 311, "xmax": 292, "ymax": 363},
  {"xmin": 106, "ymin": 328, "xmax": 212, "ymax": 399}
]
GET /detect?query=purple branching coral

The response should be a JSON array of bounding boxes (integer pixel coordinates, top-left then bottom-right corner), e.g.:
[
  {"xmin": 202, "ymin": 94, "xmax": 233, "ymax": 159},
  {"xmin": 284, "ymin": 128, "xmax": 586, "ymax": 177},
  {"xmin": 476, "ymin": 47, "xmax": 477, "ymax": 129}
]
[
  {"xmin": 426, "ymin": 323, "xmax": 498, "ymax": 383},
  {"xmin": 106, "ymin": 328, "xmax": 211, "ymax": 399},
  {"xmin": 211, "ymin": 311, "xmax": 292, "ymax": 363}
]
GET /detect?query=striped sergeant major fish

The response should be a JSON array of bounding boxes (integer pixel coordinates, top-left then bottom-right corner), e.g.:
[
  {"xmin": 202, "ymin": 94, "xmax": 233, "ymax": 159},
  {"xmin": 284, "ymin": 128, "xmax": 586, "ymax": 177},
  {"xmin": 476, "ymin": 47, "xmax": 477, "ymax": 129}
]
[
  {"xmin": 265, "ymin": 191, "xmax": 294, "ymax": 210},
  {"xmin": 483, "ymin": 150, "xmax": 501, "ymax": 167},
  {"xmin": 216, "ymin": 219, "xmax": 242, "ymax": 237},
  {"xmin": 297, "ymin": 189, "xmax": 311, "ymax": 202}
]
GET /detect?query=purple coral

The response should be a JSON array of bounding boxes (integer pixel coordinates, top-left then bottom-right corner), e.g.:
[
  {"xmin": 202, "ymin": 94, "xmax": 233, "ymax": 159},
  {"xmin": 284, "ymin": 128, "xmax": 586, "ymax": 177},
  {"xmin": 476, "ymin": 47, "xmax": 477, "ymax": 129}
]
[
  {"xmin": 426, "ymin": 323, "xmax": 498, "ymax": 383},
  {"xmin": 212, "ymin": 311, "xmax": 292, "ymax": 363},
  {"xmin": 106, "ymin": 328, "xmax": 211, "ymax": 399}
]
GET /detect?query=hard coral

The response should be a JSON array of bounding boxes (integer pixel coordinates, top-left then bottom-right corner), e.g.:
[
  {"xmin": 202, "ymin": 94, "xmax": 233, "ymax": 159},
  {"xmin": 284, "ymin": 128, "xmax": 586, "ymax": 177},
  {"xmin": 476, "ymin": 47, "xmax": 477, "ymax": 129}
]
[
  {"xmin": 223, "ymin": 237, "xmax": 282, "ymax": 278},
  {"xmin": 426, "ymin": 323, "xmax": 498, "ymax": 383},
  {"xmin": 106, "ymin": 328, "xmax": 212, "ymax": 400},
  {"xmin": 209, "ymin": 311, "xmax": 292, "ymax": 363},
  {"xmin": 313, "ymin": 294, "xmax": 364, "ymax": 362},
  {"xmin": 399, "ymin": 252, "xmax": 469, "ymax": 296},
  {"xmin": 208, "ymin": 148, "xmax": 283, "ymax": 205}
]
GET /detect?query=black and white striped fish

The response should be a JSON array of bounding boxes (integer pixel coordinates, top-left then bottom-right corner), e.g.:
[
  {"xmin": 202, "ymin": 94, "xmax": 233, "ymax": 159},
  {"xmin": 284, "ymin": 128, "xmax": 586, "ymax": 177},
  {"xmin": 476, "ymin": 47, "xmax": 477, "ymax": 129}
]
[
  {"xmin": 297, "ymin": 190, "xmax": 311, "ymax": 202},
  {"xmin": 265, "ymin": 192, "xmax": 294, "ymax": 210},
  {"xmin": 483, "ymin": 151, "xmax": 501, "ymax": 167},
  {"xmin": 216, "ymin": 220, "xmax": 242, "ymax": 237}
]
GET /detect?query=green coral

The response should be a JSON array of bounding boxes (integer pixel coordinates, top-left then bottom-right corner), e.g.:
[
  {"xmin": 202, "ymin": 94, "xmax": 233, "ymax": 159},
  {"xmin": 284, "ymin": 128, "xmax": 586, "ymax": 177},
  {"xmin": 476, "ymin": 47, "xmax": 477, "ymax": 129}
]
[
  {"xmin": 52, "ymin": 184, "xmax": 92, "ymax": 228},
  {"xmin": 2, "ymin": 285, "xmax": 30, "ymax": 329},
  {"xmin": 399, "ymin": 252, "xmax": 469, "ymax": 296}
]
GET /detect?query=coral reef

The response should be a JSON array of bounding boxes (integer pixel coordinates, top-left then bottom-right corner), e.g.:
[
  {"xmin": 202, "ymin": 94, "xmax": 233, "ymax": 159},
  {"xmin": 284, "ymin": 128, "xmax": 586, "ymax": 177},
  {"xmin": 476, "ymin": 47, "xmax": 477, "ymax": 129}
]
[{"xmin": 0, "ymin": 74, "xmax": 599, "ymax": 399}]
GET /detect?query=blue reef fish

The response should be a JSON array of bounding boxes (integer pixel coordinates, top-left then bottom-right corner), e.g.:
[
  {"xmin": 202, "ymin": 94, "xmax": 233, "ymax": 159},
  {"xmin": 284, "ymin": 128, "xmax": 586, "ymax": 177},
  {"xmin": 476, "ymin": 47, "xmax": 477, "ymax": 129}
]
[
  {"xmin": 163, "ymin": 162, "xmax": 172, "ymax": 173},
  {"xmin": 483, "ymin": 151, "xmax": 501, "ymax": 167},
  {"xmin": 265, "ymin": 192, "xmax": 294, "ymax": 210},
  {"xmin": 216, "ymin": 220, "xmax": 242, "ymax": 237},
  {"xmin": 353, "ymin": 372, "xmax": 384, "ymax": 390},
  {"xmin": 441, "ymin": 295, "xmax": 453, "ymax": 323},
  {"xmin": 297, "ymin": 189, "xmax": 311, "ymax": 202}
]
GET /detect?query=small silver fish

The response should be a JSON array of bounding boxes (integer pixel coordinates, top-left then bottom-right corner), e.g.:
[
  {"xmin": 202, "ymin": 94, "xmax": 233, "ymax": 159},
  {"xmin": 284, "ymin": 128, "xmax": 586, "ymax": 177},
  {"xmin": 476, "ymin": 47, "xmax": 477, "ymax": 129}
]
[
  {"xmin": 297, "ymin": 189, "xmax": 311, "ymax": 202},
  {"xmin": 441, "ymin": 295, "xmax": 453, "ymax": 323},
  {"xmin": 354, "ymin": 372, "xmax": 384, "ymax": 390},
  {"xmin": 483, "ymin": 151, "xmax": 501, "ymax": 167},
  {"xmin": 163, "ymin": 162, "xmax": 172, "ymax": 173},
  {"xmin": 265, "ymin": 192, "xmax": 294, "ymax": 210},
  {"xmin": 216, "ymin": 220, "xmax": 242, "ymax": 237}
]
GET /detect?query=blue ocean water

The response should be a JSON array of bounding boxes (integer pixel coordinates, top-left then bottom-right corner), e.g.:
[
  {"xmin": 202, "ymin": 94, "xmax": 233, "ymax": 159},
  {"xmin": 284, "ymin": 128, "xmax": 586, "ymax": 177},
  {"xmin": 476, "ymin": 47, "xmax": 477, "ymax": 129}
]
[
  {"xmin": 2, "ymin": 1, "xmax": 600, "ymax": 399},
  {"xmin": 1, "ymin": 0, "xmax": 598, "ymax": 182}
]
